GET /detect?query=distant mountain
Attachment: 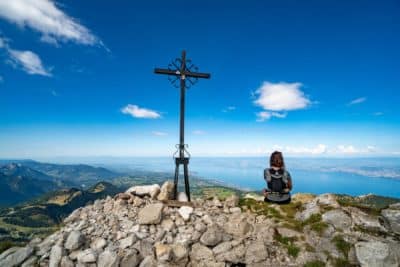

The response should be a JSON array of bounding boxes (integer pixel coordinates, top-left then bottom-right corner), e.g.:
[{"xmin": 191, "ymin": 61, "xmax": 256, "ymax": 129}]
[
  {"xmin": 16, "ymin": 160, "xmax": 121, "ymax": 186},
  {"xmin": 0, "ymin": 181, "xmax": 120, "ymax": 244},
  {"xmin": 0, "ymin": 164, "xmax": 66, "ymax": 206}
]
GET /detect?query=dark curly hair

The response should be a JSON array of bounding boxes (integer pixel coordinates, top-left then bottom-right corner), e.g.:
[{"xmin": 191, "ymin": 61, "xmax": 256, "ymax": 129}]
[{"xmin": 270, "ymin": 151, "xmax": 285, "ymax": 168}]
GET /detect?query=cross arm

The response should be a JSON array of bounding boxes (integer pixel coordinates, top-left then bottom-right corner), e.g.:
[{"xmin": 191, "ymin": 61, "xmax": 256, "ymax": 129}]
[{"xmin": 154, "ymin": 68, "xmax": 211, "ymax": 79}]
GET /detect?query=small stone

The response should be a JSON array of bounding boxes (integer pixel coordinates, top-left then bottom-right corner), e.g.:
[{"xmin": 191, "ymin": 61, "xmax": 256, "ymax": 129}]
[
  {"xmin": 225, "ymin": 194, "xmax": 239, "ymax": 208},
  {"xmin": 77, "ymin": 249, "xmax": 97, "ymax": 263},
  {"xmin": 190, "ymin": 243, "xmax": 214, "ymax": 262},
  {"xmin": 65, "ymin": 231, "xmax": 85, "ymax": 251},
  {"xmin": 382, "ymin": 208, "xmax": 400, "ymax": 235},
  {"xmin": 171, "ymin": 244, "xmax": 188, "ymax": 261},
  {"xmin": 194, "ymin": 222, "xmax": 207, "ymax": 233},
  {"xmin": 21, "ymin": 256, "xmax": 37, "ymax": 267},
  {"xmin": 224, "ymin": 214, "xmax": 253, "ymax": 237},
  {"xmin": 322, "ymin": 209, "xmax": 352, "ymax": 230},
  {"xmin": 120, "ymin": 249, "xmax": 141, "ymax": 267},
  {"xmin": 119, "ymin": 235, "xmax": 137, "ymax": 249},
  {"xmin": 138, "ymin": 203, "xmax": 164, "ymax": 224},
  {"xmin": 200, "ymin": 225, "xmax": 223, "ymax": 246},
  {"xmin": 230, "ymin": 207, "xmax": 241, "ymax": 213},
  {"xmin": 98, "ymin": 250, "xmax": 119, "ymax": 267},
  {"xmin": 245, "ymin": 241, "xmax": 268, "ymax": 264},
  {"xmin": 60, "ymin": 256, "xmax": 74, "ymax": 267},
  {"xmin": 90, "ymin": 237, "xmax": 107, "ymax": 250},
  {"xmin": 178, "ymin": 206, "xmax": 194, "ymax": 221},
  {"xmin": 155, "ymin": 243, "xmax": 172, "ymax": 262},
  {"xmin": 161, "ymin": 218, "xmax": 175, "ymax": 231},
  {"xmin": 213, "ymin": 241, "xmax": 232, "ymax": 255},
  {"xmin": 138, "ymin": 255, "xmax": 157, "ymax": 267}
]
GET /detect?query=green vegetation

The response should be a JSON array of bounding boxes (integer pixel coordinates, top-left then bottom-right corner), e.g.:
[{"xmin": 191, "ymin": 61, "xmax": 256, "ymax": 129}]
[
  {"xmin": 0, "ymin": 241, "xmax": 15, "ymax": 254},
  {"xmin": 194, "ymin": 186, "xmax": 242, "ymax": 200},
  {"xmin": 304, "ymin": 260, "xmax": 325, "ymax": 267},
  {"xmin": 336, "ymin": 194, "xmax": 399, "ymax": 216},
  {"xmin": 332, "ymin": 235, "xmax": 351, "ymax": 258},
  {"xmin": 274, "ymin": 230, "xmax": 300, "ymax": 258}
]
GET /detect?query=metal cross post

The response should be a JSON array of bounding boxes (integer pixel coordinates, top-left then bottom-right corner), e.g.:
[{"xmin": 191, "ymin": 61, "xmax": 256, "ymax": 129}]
[{"xmin": 154, "ymin": 50, "xmax": 210, "ymax": 201}]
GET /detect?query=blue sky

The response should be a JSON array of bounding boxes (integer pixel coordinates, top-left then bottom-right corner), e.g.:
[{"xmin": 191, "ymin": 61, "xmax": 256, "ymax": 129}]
[{"xmin": 0, "ymin": 0, "xmax": 399, "ymax": 158}]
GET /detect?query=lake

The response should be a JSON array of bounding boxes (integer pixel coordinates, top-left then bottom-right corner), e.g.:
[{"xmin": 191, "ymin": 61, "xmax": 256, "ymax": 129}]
[{"xmin": 105, "ymin": 157, "xmax": 400, "ymax": 198}]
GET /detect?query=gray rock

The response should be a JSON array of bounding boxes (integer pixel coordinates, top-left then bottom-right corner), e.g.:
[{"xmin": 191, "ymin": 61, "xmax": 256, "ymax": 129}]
[
  {"xmin": 138, "ymin": 203, "xmax": 164, "ymax": 224},
  {"xmin": 349, "ymin": 207, "xmax": 386, "ymax": 233},
  {"xmin": 322, "ymin": 209, "xmax": 352, "ymax": 230},
  {"xmin": 200, "ymin": 225, "xmax": 223, "ymax": 246},
  {"xmin": 382, "ymin": 208, "xmax": 400, "ymax": 235},
  {"xmin": 190, "ymin": 243, "xmax": 214, "ymax": 261},
  {"xmin": 90, "ymin": 237, "xmax": 107, "ymax": 250},
  {"xmin": 215, "ymin": 244, "xmax": 245, "ymax": 263},
  {"xmin": 296, "ymin": 201, "xmax": 321, "ymax": 222},
  {"xmin": 171, "ymin": 244, "xmax": 188, "ymax": 261},
  {"xmin": 20, "ymin": 256, "xmax": 37, "ymax": 267},
  {"xmin": 98, "ymin": 250, "xmax": 119, "ymax": 267},
  {"xmin": 132, "ymin": 240, "xmax": 154, "ymax": 258},
  {"xmin": 138, "ymin": 255, "xmax": 157, "ymax": 267},
  {"xmin": 389, "ymin": 202, "xmax": 400, "ymax": 210},
  {"xmin": 245, "ymin": 241, "xmax": 268, "ymax": 264},
  {"xmin": 119, "ymin": 234, "xmax": 137, "ymax": 249},
  {"xmin": 77, "ymin": 248, "xmax": 97, "ymax": 263},
  {"xmin": 120, "ymin": 249, "xmax": 141, "ymax": 267},
  {"xmin": 60, "ymin": 256, "xmax": 74, "ymax": 267},
  {"xmin": 224, "ymin": 214, "xmax": 253, "ymax": 237},
  {"xmin": 178, "ymin": 206, "xmax": 193, "ymax": 221},
  {"xmin": 157, "ymin": 181, "xmax": 174, "ymax": 201},
  {"xmin": 49, "ymin": 245, "xmax": 64, "ymax": 267},
  {"xmin": 355, "ymin": 241, "xmax": 398, "ymax": 267},
  {"xmin": 126, "ymin": 184, "xmax": 160, "ymax": 199},
  {"xmin": 154, "ymin": 243, "xmax": 171, "ymax": 262},
  {"xmin": 315, "ymin": 193, "xmax": 340, "ymax": 208},
  {"xmin": 0, "ymin": 246, "xmax": 33, "ymax": 267},
  {"xmin": 65, "ymin": 230, "xmax": 85, "ymax": 251},
  {"xmin": 212, "ymin": 241, "xmax": 232, "ymax": 255},
  {"xmin": 0, "ymin": 247, "xmax": 20, "ymax": 261}
]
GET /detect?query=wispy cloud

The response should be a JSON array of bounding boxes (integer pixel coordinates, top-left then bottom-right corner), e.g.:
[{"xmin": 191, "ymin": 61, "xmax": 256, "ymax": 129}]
[
  {"xmin": 0, "ymin": 0, "xmax": 100, "ymax": 46},
  {"xmin": 8, "ymin": 49, "xmax": 52, "ymax": 76},
  {"xmin": 373, "ymin": 112, "xmax": 384, "ymax": 116},
  {"xmin": 1, "ymin": 36, "xmax": 52, "ymax": 76},
  {"xmin": 253, "ymin": 81, "xmax": 311, "ymax": 121},
  {"xmin": 222, "ymin": 106, "xmax": 236, "ymax": 113},
  {"xmin": 152, "ymin": 131, "xmax": 167, "ymax": 136},
  {"xmin": 0, "ymin": 75, "xmax": 3, "ymax": 83},
  {"xmin": 121, "ymin": 104, "xmax": 161, "ymax": 119},
  {"xmin": 51, "ymin": 89, "xmax": 57, "ymax": 96},
  {"xmin": 348, "ymin": 97, "xmax": 366, "ymax": 106},
  {"xmin": 256, "ymin": 111, "xmax": 286, "ymax": 122}
]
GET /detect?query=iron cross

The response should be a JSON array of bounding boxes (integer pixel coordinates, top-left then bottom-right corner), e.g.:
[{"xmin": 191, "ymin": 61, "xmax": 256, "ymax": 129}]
[{"xmin": 154, "ymin": 50, "xmax": 211, "ymax": 201}]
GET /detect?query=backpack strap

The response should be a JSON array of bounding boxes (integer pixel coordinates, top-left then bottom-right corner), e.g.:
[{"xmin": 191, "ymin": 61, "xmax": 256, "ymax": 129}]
[
  {"xmin": 282, "ymin": 170, "xmax": 289, "ymax": 185},
  {"xmin": 264, "ymin": 168, "xmax": 272, "ymax": 182}
]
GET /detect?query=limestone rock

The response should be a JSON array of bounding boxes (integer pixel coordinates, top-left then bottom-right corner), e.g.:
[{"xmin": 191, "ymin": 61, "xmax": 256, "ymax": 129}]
[
  {"xmin": 60, "ymin": 256, "xmax": 74, "ymax": 267},
  {"xmin": 224, "ymin": 214, "xmax": 253, "ymax": 237},
  {"xmin": 177, "ymin": 192, "xmax": 188, "ymax": 202},
  {"xmin": 65, "ymin": 230, "xmax": 85, "ymax": 251},
  {"xmin": 119, "ymin": 234, "xmax": 136, "ymax": 249},
  {"xmin": 245, "ymin": 240, "xmax": 268, "ymax": 264},
  {"xmin": 126, "ymin": 184, "xmax": 161, "ymax": 199},
  {"xmin": 0, "ymin": 246, "xmax": 34, "ymax": 267},
  {"xmin": 49, "ymin": 245, "xmax": 64, "ymax": 267},
  {"xmin": 355, "ymin": 241, "xmax": 398, "ymax": 267},
  {"xmin": 348, "ymin": 207, "xmax": 386, "ymax": 233},
  {"xmin": 178, "ymin": 206, "xmax": 193, "ymax": 221},
  {"xmin": 138, "ymin": 255, "xmax": 157, "ymax": 267},
  {"xmin": 90, "ymin": 237, "xmax": 107, "ymax": 250},
  {"xmin": 190, "ymin": 243, "xmax": 214, "ymax": 262},
  {"xmin": 296, "ymin": 200, "xmax": 321, "ymax": 222},
  {"xmin": 382, "ymin": 208, "xmax": 400, "ymax": 235},
  {"xmin": 98, "ymin": 250, "xmax": 119, "ymax": 267},
  {"xmin": 322, "ymin": 209, "xmax": 352, "ymax": 230},
  {"xmin": 200, "ymin": 225, "xmax": 223, "ymax": 246},
  {"xmin": 171, "ymin": 244, "xmax": 188, "ymax": 261},
  {"xmin": 120, "ymin": 249, "xmax": 141, "ymax": 267},
  {"xmin": 157, "ymin": 181, "xmax": 175, "ymax": 201},
  {"xmin": 77, "ymin": 249, "xmax": 97, "ymax": 263},
  {"xmin": 138, "ymin": 203, "xmax": 164, "ymax": 224},
  {"xmin": 315, "ymin": 193, "xmax": 340, "ymax": 208},
  {"xmin": 224, "ymin": 194, "xmax": 239, "ymax": 208},
  {"xmin": 154, "ymin": 243, "xmax": 172, "ymax": 262}
]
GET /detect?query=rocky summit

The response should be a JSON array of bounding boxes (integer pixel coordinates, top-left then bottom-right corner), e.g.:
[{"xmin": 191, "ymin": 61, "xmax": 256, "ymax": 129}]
[{"xmin": 0, "ymin": 181, "xmax": 399, "ymax": 267}]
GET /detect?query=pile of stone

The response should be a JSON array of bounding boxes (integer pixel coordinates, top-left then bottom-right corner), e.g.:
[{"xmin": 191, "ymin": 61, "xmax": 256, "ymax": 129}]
[{"xmin": 0, "ymin": 181, "xmax": 399, "ymax": 267}]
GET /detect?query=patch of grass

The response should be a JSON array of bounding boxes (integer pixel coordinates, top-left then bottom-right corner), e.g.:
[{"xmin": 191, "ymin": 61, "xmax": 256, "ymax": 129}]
[
  {"xmin": 305, "ymin": 243, "xmax": 316, "ymax": 252},
  {"xmin": 333, "ymin": 258, "xmax": 352, "ymax": 267},
  {"xmin": 332, "ymin": 235, "xmax": 351, "ymax": 258},
  {"xmin": 310, "ymin": 221, "xmax": 329, "ymax": 234},
  {"xmin": 304, "ymin": 260, "xmax": 325, "ymax": 267},
  {"xmin": 0, "ymin": 241, "xmax": 15, "ymax": 254},
  {"xmin": 303, "ymin": 213, "xmax": 322, "ymax": 225},
  {"xmin": 274, "ymin": 229, "xmax": 300, "ymax": 258}
]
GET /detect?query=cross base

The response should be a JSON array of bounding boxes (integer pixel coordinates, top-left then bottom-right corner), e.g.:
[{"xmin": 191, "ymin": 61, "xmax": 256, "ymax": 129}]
[{"xmin": 174, "ymin": 157, "xmax": 191, "ymax": 202}]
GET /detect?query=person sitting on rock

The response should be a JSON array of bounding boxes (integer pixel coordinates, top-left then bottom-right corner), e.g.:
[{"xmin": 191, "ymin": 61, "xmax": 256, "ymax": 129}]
[{"xmin": 262, "ymin": 151, "xmax": 293, "ymax": 203}]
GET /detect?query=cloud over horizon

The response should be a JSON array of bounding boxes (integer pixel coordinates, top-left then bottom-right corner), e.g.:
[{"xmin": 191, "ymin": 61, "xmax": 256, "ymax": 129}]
[
  {"xmin": 0, "ymin": 0, "xmax": 99, "ymax": 45},
  {"xmin": 348, "ymin": 97, "xmax": 367, "ymax": 106},
  {"xmin": 121, "ymin": 104, "xmax": 161, "ymax": 119}
]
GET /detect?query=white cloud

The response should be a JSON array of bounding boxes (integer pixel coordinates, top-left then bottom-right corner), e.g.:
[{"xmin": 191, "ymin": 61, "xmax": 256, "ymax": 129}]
[
  {"xmin": 222, "ymin": 106, "xmax": 236, "ymax": 112},
  {"xmin": 193, "ymin": 130, "xmax": 206, "ymax": 135},
  {"xmin": 152, "ymin": 131, "xmax": 167, "ymax": 136},
  {"xmin": 283, "ymin": 144, "xmax": 327, "ymax": 155},
  {"xmin": 337, "ymin": 145, "xmax": 357, "ymax": 154},
  {"xmin": 256, "ymin": 111, "xmax": 287, "ymax": 122},
  {"xmin": 0, "ymin": 0, "xmax": 99, "ymax": 45},
  {"xmin": 373, "ymin": 112, "xmax": 384, "ymax": 116},
  {"xmin": 348, "ymin": 97, "xmax": 366, "ymax": 106},
  {"xmin": 7, "ymin": 49, "xmax": 52, "ymax": 76},
  {"xmin": 121, "ymin": 104, "xmax": 161, "ymax": 119},
  {"xmin": 254, "ymin": 81, "xmax": 311, "ymax": 111}
]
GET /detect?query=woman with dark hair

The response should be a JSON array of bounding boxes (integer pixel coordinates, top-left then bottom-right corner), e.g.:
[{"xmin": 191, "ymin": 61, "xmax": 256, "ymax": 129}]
[{"xmin": 262, "ymin": 151, "xmax": 293, "ymax": 203}]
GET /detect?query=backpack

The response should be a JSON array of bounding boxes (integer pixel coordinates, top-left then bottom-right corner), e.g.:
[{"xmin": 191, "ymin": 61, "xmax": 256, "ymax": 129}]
[{"xmin": 264, "ymin": 168, "xmax": 289, "ymax": 193}]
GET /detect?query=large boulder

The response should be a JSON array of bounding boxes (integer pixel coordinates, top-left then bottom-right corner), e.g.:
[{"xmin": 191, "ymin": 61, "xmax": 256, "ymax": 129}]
[
  {"xmin": 200, "ymin": 225, "xmax": 223, "ymax": 246},
  {"xmin": 178, "ymin": 206, "xmax": 193, "ymax": 221},
  {"xmin": 348, "ymin": 207, "xmax": 386, "ymax": 233},
  {"xmin": 157, "ymin": 181, "xmax": 175, "ymax": 201},
  {"xmin": 98, "ymin": 250, "xmax": 119, "ymax": 267},
  {"xmin": 138, "ymin": 203, "xmax": 164, "ymax": 224},
  {"xmin": 355, "ymin": 241, "xmax": 398, "ymax": 267},
  {"xmin": 245, "ymin": 240, "xmax": 268, "ymax": 264},
  {"xmin": 322, "ymin": 209, "xmax": 352, "ymax": 230},
  {"xmin": 224, "ymin": 214, "xmax": 253, "ymax": 237},
  {"xmin": 0, "ymin": 246, "xmax": 34, "ymax": 267},
  {"xmin": 126, "ymin": 184, "xmax": 160, "ymax": 199},
  {"xmin": 49, "ymin": 245, "xmax": 64, "ymax": 267},
  {"xmin": 381, "ymin": 208, "xmax": 400, "ymax": 235},
  {"xmin": 77, "ymin": 249, "xmax": 97, "ymax": 263}
]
